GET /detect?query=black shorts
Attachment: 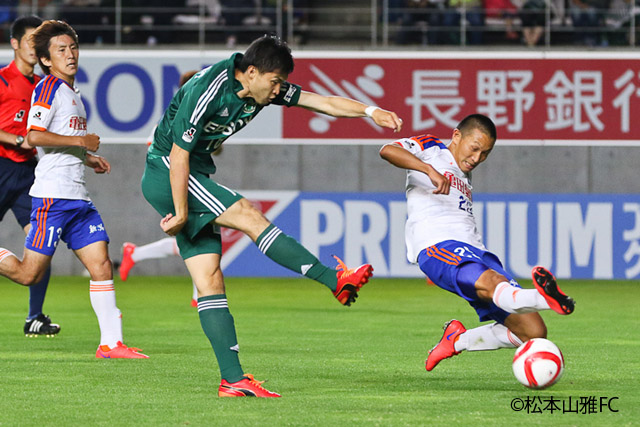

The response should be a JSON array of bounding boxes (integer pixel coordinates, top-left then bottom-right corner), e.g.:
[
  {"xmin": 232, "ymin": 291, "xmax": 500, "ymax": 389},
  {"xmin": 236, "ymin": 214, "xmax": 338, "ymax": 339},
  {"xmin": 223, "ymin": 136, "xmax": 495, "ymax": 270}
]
[{"xmin": 0, "ymin": 156, "xmax": 36, "ymax": 228}]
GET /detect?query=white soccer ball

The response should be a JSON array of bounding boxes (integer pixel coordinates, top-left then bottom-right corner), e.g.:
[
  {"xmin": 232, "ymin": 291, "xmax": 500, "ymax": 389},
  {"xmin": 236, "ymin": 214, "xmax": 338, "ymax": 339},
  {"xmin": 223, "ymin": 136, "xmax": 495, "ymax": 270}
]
[{"xmin": 512, "ymin": 338, "xmax": 565, "ymax": 389}]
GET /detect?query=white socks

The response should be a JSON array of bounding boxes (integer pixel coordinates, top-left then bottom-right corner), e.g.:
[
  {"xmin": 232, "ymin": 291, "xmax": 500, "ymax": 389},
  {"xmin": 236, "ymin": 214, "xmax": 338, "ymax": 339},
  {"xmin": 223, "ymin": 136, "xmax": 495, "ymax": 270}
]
[
  {"xmin": 89, "ymin": 280, "xmax": 122, "ymax": 348},
  {"xmin": 454, "ymin": 322, "xmax": 523, "ymax": 352},
  {"xmin": 0, "ymin": 248, "xmax": 16, "ymax": 263},
  {"xmin": 492, "ymin": 282, "xmax": 550, "ymax": 314},
  {"xmin": 450, "ymin": 282, "xmax": 550, "ymax": 353},
  {"xmin": 132, "ymin": 237, "xmax": 178, "ymax": 263},
  {"xmin": 192, "ymin": 282, "xmax": 198, "ymax": 300}
]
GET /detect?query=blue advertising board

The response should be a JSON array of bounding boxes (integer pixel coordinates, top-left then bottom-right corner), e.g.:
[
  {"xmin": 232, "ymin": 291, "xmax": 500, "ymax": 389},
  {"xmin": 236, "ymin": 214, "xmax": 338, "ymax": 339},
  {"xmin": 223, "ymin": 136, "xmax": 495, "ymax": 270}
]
[{"xmin": 222, "ymin": 191, "xmax": 640, "ymax": 280}]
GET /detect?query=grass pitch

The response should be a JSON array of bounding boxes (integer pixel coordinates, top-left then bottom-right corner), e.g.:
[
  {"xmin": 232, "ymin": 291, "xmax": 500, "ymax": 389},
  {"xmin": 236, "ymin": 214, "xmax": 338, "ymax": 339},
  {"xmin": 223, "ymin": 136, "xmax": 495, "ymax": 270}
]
[{"xmin": 0, "ymin": 276, "xmax": 638, "ymax": 426}]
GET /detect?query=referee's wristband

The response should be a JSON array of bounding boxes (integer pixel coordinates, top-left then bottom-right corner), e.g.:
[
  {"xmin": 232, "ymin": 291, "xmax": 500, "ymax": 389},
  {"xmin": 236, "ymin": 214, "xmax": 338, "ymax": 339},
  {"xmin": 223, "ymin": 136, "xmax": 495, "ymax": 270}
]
[{"xmin": 364, "ymin": 106, "xmax": 379, "ymax": 118}]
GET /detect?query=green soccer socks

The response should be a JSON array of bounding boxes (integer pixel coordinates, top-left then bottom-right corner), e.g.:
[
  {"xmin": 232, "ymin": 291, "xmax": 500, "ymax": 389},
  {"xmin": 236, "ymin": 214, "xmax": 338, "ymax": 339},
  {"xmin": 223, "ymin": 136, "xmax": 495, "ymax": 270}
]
[
  {"xmin": 198, "ymin": 294, "xmax": 245, "ymax": 383},
  {"xmin": 255, "ymin": 224, "xmax": 337, "ymax": 291}
]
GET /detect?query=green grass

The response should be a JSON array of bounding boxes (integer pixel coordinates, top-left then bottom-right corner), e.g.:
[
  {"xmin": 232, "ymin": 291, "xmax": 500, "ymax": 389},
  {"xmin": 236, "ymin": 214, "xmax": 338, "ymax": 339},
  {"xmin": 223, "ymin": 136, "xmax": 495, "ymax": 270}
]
[{"xmin": 1, "ymin": 276, "xmax": 638, "ymax": 426}]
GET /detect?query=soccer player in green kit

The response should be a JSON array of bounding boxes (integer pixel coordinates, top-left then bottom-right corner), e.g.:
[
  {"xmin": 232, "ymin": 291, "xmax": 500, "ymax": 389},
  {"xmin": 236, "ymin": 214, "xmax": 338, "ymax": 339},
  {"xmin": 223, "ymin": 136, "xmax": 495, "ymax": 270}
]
[{"xmin": 142, "ymin": 35, "xmax": 403, "ymax": 398}]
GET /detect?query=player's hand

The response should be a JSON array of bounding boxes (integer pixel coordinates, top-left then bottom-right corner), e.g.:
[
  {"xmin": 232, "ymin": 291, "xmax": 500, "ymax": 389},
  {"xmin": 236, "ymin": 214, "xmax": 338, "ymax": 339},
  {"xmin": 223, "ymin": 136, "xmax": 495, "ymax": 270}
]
[
  {"xmin": 426, "ymin": 167, "xmax": 450, "ymax": 195},
  {"xmin": 86, "ymin": 154, "xmax": 111, "ymax": 174},
  {"xmin": 81, "ymin": 133, "xmax": 101, "ymax": 151},
  {"xmin": 160, "ymin": 213, "xmax": 187, "ymax": 236},
  {"xmin": 371, "ymin": 108, "xmax": 404, "ymax": 133}
]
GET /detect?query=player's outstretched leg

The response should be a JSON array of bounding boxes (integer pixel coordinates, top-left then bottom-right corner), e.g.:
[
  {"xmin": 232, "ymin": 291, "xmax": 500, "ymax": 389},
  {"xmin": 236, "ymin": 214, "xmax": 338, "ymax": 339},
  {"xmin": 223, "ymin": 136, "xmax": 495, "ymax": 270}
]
[
  {"xmin": 96, "ymin": 341, "xmax": 149, "ymax": 359},
  {"xmin": 254, "ymin": 224, "xmax": 373, "ymax": 306},
  {"xmin": 119, "ymin": 242, "xmax": 136, "ymax": 281},
  {"xmin": 532, "ymin": 266, "xmax": 575, "ymax": 315},
  {"xmin": 24, "ymin": 313, "xmax": 60, "ymax": 337},
  {"xmin": 218, "ymin": 373, "xmax": 281, "ymax": 398},
  {"xmin": 333, "ymin": 256, "xmax": 373, "ymax": 306},
  {"xmin": 426, "ymin": 319, "xmax": 466, "ymax": 371}
]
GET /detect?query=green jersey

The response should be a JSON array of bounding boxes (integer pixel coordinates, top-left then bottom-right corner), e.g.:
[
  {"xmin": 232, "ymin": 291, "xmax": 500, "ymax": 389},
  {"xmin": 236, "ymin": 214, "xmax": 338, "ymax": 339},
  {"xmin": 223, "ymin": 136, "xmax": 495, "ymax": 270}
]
[{"xmin": 148, "ymin": 53, "xmax": 302, "ymax": 174}]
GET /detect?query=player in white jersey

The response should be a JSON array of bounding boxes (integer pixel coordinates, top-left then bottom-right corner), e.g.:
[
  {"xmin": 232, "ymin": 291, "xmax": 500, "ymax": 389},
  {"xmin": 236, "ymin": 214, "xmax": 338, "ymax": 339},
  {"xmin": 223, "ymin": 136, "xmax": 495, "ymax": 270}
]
[
  {"xmin": 0, "ymin": 20, "xmax": 147, "ymax": 359},
  {"xmin": 380, "ymin": 114, "xmax": 575, "ymax": 372}
]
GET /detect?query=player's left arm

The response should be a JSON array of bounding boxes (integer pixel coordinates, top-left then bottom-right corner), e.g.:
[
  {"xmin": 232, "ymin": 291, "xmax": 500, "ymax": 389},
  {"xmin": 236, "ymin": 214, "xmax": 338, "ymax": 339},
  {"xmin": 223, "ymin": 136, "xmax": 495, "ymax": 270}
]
[
  {"xmin": 85, "ymin": 153, "xmax": 111, "ymax": 174},
  {"xmin": 296, "ymin": 90, "xmax": 403, "ymax": 133},
  {"xmin": 380, "ymin": 143, "xmax": 450, "ymax": 194}
]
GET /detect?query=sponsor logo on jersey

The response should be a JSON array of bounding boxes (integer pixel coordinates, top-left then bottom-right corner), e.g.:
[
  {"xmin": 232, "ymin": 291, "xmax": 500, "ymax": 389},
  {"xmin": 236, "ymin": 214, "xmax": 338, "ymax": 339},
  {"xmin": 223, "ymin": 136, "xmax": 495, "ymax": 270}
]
[
  {"xmin": 69, "ymin": 116, "xmax": 87, "ymax": 130},
  {"xmin": 182, "ymin": 127, "xmax": 196, "ymax": 143},
  {"xmin": 33, "ymin": 111, "xmax": 42, "ymax": 120},
  {"xmin": 444, "ymin": 171, "xmax": 472, "ymax": 199},
  {"xmin": 204, "ymin": 116, "xmax": 254, "ymax": 136},
  {"xmin": 220, "ymin": 107, "xmax": 229, "ymax": 117},
  {"xmin": 14, "ymin": 110, "xmax": 25, "ymax": 122}
]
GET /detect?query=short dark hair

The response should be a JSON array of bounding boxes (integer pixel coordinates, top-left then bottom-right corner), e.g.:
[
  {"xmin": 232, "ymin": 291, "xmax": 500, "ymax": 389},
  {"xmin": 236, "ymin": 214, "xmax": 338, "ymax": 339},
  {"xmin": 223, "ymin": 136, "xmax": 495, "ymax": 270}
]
[
  {"xmin": 30, "ymin": 20, "xmax": 79, "ymax": 75},
  {"xmin": 10, "ymin": 15, "xmax": 43, "ymax": 42},
  {"xmin": 457, "ymin": 114, "xmax": 497, "ymax": 141},
  {"xmin": 238, "ymin": 35, "xmax": 294, "ymax": 75}
]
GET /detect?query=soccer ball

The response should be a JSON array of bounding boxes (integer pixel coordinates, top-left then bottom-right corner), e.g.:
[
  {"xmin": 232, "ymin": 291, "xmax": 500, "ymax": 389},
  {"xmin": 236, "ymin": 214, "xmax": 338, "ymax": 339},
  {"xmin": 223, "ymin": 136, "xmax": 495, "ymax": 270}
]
[{"xmin": 512, "ymin": 338, "xmax": 564, "ymax": 389}]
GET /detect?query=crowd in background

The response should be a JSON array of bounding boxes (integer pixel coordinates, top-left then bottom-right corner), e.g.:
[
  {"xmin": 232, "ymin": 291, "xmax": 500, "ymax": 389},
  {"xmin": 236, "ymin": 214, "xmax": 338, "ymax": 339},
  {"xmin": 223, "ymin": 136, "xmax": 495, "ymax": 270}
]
[
  {"xmin": 0, "ymin": 0, "xmax": 637, "ymax": 48},
  {"xmin": 392, "ymin": 0, "xmax": 639, "ymax": 47}
]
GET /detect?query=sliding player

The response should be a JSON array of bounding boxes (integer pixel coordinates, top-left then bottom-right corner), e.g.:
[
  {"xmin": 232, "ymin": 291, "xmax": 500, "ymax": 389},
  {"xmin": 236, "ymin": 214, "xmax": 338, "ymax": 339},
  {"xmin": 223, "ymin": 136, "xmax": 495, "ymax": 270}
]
[{"xmin": 379, "ymin": 114, "xmax": 574, "ymax": 372}]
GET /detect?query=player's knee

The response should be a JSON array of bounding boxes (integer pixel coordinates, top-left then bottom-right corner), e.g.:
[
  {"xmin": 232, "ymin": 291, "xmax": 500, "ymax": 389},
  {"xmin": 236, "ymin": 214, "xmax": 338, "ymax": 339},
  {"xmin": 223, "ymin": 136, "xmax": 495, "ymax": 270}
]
[
  {"xmin": 220, "ymin": 198, "xmax": 267, "ymax": 235},
  {"xmin": 241, "ymin": 200, "xmax": 267, "ymax": 223},
  {"xmin": 87, "ymin": 257, "xmax": 113, "ymax": 281},
  {"xmin": 100, "ymin": 257, "xmax": 113, "ymax": 278},
  {"xmin": 474, "ymin": 269, "xmax": 508, "ymax": 301},
  {"xmin": 20, "ymin": 269, "xmax": 44, "ymax": 286},
  {"xmin": 236, "ymin": 200, "xmax": 269, "ymax": 236},
  {"xmin": 196, "ymin": 266, "xmax": 225, "ymax": 295}
]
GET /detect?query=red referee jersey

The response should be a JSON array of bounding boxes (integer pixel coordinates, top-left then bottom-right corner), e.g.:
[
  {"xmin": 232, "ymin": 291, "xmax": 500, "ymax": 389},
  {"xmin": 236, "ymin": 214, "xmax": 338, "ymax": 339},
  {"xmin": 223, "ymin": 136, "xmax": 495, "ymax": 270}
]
[{"xmin": 0, "ymin": 60, "xmax": 41, "ymax": 162}]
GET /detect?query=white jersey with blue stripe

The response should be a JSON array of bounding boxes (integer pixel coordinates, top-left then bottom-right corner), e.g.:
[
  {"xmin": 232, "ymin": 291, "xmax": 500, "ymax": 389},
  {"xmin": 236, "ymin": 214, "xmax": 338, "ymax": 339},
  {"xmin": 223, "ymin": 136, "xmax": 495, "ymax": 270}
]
[
  {"xmin": 27, "ymin": 75, "xmax": 89, "ymax": 200},
  {"xmin": 386, "ymin": 134, "xmax": 485, "ymax": 263}
]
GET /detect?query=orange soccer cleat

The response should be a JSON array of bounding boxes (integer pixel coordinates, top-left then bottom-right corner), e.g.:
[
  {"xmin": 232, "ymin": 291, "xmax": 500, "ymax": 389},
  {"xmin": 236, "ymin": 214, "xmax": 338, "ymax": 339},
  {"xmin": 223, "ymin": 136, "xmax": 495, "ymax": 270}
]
[
  {"xmin": 218, "ymin": 374, "xmax": 281, "ymax": 398},
  {"xmin": 332, "ymin": 255, "xmax": 373, "ymax": 306}
]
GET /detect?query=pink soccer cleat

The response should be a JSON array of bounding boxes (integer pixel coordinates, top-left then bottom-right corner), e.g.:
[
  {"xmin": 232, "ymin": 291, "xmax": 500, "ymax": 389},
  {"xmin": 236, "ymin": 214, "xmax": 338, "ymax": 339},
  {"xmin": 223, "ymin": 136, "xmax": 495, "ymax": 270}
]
[
  {"xmin": 426, "ymin": 319, "xmax": 466, "ymax": 371},
  {"xmin": 96, "ymin": 341, "xmax": 149, "ymax": 359},
  {"xmin": 119, "ymin": 242, "xmax": 136, "ymax": 281}
]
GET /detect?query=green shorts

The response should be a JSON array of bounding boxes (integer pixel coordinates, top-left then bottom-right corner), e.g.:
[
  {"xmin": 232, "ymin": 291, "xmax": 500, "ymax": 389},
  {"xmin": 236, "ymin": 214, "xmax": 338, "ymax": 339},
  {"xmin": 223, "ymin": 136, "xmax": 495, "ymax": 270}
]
[{"xmin": 141, "ymin": 154, "xmax": 243, "ymax": 259}]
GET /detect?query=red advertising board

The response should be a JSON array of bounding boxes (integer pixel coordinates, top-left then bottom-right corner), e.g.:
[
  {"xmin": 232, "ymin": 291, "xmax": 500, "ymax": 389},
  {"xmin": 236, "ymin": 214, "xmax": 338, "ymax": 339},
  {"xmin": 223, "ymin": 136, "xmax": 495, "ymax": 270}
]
[{"xmin": 283, "ymin": 57, "xmax": 640, "ymax": 144}]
